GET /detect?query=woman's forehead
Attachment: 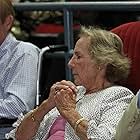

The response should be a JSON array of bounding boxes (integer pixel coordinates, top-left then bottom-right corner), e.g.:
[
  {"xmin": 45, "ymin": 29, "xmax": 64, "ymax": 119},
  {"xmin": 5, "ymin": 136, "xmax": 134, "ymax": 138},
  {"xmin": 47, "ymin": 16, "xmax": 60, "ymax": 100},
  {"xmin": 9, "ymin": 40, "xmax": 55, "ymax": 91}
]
[{"xmin": 74, "ymin": 37, "xmax": 90, "ymax": 52}]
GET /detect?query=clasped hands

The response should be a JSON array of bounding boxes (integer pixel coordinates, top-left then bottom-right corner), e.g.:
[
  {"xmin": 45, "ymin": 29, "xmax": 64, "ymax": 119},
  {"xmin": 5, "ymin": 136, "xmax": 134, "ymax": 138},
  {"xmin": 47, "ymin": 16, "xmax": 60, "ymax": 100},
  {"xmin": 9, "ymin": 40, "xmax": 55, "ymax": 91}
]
[{"xmin": 48, "ymin": 80, "xmax": 78, "ymax": 116}]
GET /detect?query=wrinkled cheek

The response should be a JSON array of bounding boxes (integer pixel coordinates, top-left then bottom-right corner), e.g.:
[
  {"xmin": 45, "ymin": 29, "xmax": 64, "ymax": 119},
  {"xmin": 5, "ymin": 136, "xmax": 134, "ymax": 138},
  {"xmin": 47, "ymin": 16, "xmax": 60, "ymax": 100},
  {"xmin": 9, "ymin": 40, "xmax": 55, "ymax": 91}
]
[
  {"xmin": 76, "ymin": 73, "xmax": 86, "ymax": 85},
  {"xmin": 72, "ymin": 75, "xmax": 81, "ymax": 85}
]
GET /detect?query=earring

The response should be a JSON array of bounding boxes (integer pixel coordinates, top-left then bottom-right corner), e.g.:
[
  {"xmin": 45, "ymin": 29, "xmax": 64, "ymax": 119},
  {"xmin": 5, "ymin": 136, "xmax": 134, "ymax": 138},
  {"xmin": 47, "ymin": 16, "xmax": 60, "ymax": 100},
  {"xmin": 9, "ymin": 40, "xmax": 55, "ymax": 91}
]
[{"xmin": 98, "ymin": 67, "xmax": 101, "ymax": 70}]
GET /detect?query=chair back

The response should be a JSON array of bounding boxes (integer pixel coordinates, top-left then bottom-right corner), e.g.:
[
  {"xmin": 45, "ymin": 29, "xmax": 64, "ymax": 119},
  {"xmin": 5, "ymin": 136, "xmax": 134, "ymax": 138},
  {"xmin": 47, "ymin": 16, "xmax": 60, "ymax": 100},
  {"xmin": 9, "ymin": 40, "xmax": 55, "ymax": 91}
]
[
  {"xmin": 111, "ymin": 21, "xmax": 140, "ymax": 93},
  {"xmin": 36, "ymin": 45, "xmax": 67, "ymax": 105}
]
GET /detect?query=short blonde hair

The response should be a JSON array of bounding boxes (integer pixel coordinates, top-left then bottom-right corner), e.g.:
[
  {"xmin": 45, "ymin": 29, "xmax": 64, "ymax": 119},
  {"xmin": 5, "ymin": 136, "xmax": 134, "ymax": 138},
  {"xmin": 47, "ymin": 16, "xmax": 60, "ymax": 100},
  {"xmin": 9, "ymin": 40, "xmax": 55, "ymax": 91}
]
[{"xmin": 79, "ymin": 26, "xmax": 130, "ymax": 83}]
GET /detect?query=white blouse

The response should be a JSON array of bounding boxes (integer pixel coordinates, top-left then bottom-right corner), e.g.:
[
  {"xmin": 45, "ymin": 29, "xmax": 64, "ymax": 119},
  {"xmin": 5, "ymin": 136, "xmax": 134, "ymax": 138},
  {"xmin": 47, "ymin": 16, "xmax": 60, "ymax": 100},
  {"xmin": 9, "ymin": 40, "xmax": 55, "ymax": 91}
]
[{"xmin": 6, "ymin": 86, "xmax": 134, "ymax": 140}]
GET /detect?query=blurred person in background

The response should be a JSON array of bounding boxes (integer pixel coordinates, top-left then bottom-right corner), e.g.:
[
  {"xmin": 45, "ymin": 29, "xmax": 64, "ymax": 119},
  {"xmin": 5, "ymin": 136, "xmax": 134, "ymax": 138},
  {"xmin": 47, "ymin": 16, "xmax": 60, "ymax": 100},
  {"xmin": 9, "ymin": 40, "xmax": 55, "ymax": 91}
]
[
  {"xmin": 0, "ymin": 0, "xmax": 39, "ymax": 139},
  {"xmin": 7, "ymin": 26, "xmax": 134, "ymax": 140}
]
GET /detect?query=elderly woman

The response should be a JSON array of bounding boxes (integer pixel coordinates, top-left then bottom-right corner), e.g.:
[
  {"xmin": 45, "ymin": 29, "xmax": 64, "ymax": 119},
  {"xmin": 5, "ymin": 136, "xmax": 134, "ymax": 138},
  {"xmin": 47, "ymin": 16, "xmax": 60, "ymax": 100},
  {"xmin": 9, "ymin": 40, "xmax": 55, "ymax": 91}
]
[{"xmin": 6, "ymin": 26, "xmax": 134, "ymax": 140}]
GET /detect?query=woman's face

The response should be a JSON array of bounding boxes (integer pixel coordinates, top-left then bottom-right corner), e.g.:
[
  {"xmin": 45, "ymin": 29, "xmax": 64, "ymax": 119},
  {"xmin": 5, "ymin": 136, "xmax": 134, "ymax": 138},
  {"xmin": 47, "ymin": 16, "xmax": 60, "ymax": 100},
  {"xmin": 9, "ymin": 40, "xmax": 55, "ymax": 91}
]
[{"xmin": 68, "ymin": 36, "xmax": 100, "ymax": 89}]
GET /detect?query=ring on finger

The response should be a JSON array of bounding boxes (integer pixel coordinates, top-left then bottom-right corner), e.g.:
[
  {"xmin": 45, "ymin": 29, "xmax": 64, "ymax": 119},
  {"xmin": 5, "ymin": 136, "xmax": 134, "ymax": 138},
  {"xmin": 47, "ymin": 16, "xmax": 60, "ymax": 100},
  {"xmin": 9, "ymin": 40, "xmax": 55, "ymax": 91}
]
[
  {"xmin": 54, "ymin": 85, "xmax": 60, "ymax": 92},
  {"xmin": 55, "ymin": 86, "xmax": 57, "ymax": 90},
  {"xmin": 53, "ymin": 84, "xmax": 57, "ymax": 90}
]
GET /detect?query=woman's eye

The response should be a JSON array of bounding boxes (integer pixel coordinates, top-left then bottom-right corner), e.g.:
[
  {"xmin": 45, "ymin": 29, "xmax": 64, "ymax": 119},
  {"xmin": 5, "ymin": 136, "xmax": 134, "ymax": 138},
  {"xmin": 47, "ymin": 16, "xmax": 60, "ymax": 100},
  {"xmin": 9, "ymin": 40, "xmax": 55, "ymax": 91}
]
[{"xmin": 76, "ymin": 55, "xmax": 81, "ymax": 59}]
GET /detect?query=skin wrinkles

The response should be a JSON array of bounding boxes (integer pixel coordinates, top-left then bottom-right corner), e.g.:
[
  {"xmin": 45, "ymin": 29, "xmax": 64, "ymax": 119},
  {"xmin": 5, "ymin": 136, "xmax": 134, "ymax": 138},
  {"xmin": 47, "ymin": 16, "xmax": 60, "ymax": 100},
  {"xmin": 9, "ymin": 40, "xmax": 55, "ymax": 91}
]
[{"xmin": 68, "ymin": 36, "xmax": 107, "ymax": 94}]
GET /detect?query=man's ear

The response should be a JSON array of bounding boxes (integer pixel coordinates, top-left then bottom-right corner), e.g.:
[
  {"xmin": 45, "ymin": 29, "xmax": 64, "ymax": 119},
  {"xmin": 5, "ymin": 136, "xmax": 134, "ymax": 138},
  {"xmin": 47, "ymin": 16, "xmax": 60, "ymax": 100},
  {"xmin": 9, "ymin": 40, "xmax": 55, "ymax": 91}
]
[{"xmin": 4, "ymin": 15, "xmax": 14, "ymax": 31}]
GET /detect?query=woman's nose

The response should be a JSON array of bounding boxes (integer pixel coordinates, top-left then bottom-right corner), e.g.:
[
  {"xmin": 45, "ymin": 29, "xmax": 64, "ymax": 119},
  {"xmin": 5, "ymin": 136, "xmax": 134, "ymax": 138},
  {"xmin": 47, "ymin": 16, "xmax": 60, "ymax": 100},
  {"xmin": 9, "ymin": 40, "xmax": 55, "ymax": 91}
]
[
  {"xmin": 68, "ymin": 59, "xmax": 72, "ymax": 69},
  {"xmin": 68, "ymin": 57, "xmax": 74, "ymax": 69}
]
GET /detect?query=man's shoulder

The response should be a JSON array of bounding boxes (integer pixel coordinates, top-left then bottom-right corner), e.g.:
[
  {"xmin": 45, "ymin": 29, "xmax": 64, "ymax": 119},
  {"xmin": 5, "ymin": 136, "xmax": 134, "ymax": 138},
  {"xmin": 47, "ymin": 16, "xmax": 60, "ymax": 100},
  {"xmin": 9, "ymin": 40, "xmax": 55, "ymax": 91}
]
[
  {"xmin": 18, "ymin": 41, "xmax": 40, "ymax": 52},
  {"xmin": 15, "ymin": 41, "xmax": 40, "ymax": 55}
]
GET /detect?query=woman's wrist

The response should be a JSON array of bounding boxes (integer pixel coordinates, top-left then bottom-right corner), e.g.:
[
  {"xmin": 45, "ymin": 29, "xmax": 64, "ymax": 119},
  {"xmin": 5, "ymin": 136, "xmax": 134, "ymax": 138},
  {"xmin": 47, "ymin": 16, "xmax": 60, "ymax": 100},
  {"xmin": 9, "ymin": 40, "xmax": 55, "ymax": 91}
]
[
  {"xmin": 61, "ymin": 109, "xmax": 88, "ymax": 139},
  {"xmin": 30, "ymin": 109, "xmax": 41, "ymax": 124},
  {"xmin": 74, "ymin": 117, "xmax": 85, "ymax": 133},
  {"xmin": 29, "ymin": 100, "xmax": 52, "ymax": 124},
  {"xmin": 42, "ymin": 99, "xmax": 56, "ymax": 112},
  {"xmin": 61, "ymin": 109, "xmax": 83, "ymax": 127}
]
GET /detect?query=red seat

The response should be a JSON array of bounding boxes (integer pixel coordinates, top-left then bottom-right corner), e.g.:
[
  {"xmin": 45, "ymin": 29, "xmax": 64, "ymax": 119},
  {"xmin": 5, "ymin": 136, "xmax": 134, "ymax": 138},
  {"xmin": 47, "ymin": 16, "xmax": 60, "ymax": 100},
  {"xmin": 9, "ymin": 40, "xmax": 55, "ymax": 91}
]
[{"xmin": 111, "ymin": 21, "xmax": 140, "ymax": 93}]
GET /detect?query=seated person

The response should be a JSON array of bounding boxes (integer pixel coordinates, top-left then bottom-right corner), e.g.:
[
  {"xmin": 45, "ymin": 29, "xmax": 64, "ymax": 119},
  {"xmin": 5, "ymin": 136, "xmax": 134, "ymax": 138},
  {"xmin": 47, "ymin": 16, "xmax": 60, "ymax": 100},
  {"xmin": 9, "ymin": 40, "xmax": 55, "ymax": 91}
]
[
  {"xmin": 0, "ymin": 0, "xmax": 39, "ymax": 139},
  {"xmin": 6, "ymin": 26, "xmax": 134, "ymax": 140},
  {"xmin": 115, "ymin": 89, "xmax": 140, "ymax": 140}
]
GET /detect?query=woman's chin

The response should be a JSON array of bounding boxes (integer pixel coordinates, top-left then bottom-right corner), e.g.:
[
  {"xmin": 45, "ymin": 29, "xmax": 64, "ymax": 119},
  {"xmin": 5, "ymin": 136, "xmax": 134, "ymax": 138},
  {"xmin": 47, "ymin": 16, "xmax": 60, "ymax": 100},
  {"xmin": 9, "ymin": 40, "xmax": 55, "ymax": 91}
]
[{"xmin": 74, "ymin": 79, "xmax": 81, "ymax": 86}]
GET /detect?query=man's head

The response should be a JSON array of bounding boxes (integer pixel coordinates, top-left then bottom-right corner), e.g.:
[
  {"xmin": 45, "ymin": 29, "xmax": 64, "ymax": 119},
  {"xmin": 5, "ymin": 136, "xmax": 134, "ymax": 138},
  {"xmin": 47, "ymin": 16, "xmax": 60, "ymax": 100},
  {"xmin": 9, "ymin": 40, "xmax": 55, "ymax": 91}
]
[
  {"xmin": 0, "ymin": 0, "xmax": 15, "ymax": 44},
  {"xmin": 0, "ymin": 0, "xmax": 15, "ymax": 24}
]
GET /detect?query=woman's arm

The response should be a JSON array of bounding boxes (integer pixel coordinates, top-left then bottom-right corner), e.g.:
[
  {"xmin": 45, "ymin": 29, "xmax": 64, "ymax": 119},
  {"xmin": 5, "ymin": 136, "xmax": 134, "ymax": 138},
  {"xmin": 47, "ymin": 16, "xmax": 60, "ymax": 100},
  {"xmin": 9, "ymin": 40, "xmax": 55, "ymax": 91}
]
[
  {"xmin": 62, "ymin": 108, "xmax": 89, "ymax": 140},
  {"xmin": 15, "ymin": 98, "xmax": 53, "ymax": 140},
  {"xmin": 55, "ymin": 87, "xmax": 89, "ymax": 140},
  {"xmin": 15, "ymin": 80, "xmax": 78, "ymax": 140},
  {"xmin": 15, "ymin": 82, "xmax": 59, "ymax": 140}
]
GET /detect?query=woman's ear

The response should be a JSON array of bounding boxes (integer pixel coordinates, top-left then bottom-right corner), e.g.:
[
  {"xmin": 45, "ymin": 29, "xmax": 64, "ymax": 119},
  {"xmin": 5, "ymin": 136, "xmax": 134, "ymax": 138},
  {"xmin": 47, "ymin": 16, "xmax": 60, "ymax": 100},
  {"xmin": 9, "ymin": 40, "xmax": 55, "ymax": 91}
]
[
  {"xmin": 4, "ymin": 15, "xmax": 14, "ymax": 31},
  {"xmin": 98, "ymin": 64, "xmax": 107, "ymax": 77},
  {"xmin": 98, "ymin": 64, "xmax": 107, "ymax": 71}
]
